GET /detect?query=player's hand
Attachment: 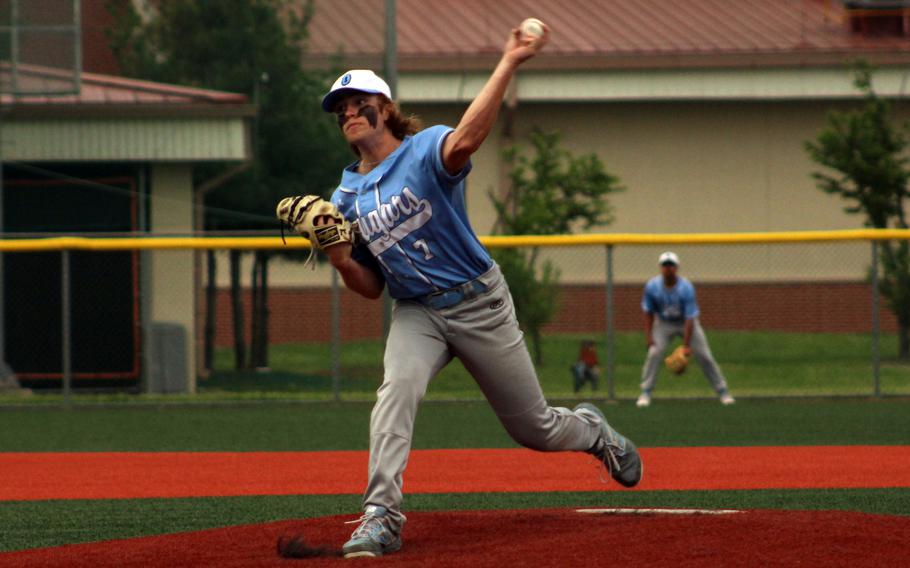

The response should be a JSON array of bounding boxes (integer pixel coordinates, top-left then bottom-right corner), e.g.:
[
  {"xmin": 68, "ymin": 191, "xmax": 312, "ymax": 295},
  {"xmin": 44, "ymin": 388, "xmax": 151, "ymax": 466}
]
[
  {"xmin": 313, "ymin": 216, "xmax": 353, "ymax": 268},
  {"xmin": 502, "ymin": 25, "xmax": 549, "ymax": 67}
]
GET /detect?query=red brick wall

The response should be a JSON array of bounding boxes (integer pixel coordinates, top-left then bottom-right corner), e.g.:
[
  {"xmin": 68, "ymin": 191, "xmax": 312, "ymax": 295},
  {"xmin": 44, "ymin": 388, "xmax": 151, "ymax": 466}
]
[
  {"xmin": 545, "ymin": 282, "xmax": 897, "ymax": 334},
  {"xmin": 213, "ymin": 287, "xmax": 382, "ymax": 347},
  {"xmin": 211, "ymin": 281, "xmax": 896, "ymax": 347}
]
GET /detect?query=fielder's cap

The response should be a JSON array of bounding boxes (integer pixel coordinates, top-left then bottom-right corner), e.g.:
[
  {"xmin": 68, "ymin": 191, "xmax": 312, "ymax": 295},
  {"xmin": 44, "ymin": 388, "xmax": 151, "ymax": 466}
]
[
  {"xmin": 322, "ymin": 70, "xmax": 392, "ymax": 112},
  {"xmin": 658, "ymin": 251, "xmax": 680, "ymax": 266}
]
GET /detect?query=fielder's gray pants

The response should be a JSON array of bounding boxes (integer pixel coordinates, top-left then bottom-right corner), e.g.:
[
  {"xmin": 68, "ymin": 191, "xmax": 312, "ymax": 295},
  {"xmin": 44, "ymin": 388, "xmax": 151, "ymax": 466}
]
[
  {"xmin": 365, "ymin": 265, "xmax": 602, "ymax": 534},
  {"xmin": 641, "ymin": 318, "xmax": 729, "ymax": 395}
]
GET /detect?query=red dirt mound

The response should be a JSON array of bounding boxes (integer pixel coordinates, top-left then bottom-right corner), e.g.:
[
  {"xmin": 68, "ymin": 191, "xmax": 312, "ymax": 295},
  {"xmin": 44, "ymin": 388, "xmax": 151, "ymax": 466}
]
[{"xmin": 3, "ymin": 508, "xmax": 909, "ymax": 567}]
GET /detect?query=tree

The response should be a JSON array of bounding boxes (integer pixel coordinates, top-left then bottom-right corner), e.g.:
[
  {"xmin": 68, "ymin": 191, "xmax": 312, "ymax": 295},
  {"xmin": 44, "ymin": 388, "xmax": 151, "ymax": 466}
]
[
  {"xmin": 107, "ymin": 0, "xmax": 351, "ymax": 370},
  {"xmin": 805, "ymin": 64, "xmax": 910, "ymax": 360},
  {"xmin": 490, "ymin": 129, "xmax": 623, "ymax": 364}
]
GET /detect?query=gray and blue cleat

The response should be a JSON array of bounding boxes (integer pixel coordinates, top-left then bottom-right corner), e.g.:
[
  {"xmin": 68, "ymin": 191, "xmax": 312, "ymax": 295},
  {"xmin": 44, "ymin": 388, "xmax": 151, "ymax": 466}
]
[
  {"xmin": 574, "ymin": 402, "xmax": 643, "ymax": 488},
  {"xmin": 342, "ymin": 505, "xmax": 402, "ymax": 559}
]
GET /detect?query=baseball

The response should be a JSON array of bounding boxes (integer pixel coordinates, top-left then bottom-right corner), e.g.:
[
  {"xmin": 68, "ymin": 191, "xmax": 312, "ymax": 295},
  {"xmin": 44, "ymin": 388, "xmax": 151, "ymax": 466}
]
[{"xmin": 519, "ymin": 17, "xmax": 546, "ymax": 40}]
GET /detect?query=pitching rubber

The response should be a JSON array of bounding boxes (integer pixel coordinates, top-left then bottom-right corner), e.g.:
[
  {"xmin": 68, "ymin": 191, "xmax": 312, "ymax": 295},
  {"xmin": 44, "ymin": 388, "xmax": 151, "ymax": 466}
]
[
  {"xmin": 344, "ymin": 551, "xmax": 379, "ymax": 558},
  {"xmin": 577, "ymin": 508, "xmax": 742, "ymax": 515}
]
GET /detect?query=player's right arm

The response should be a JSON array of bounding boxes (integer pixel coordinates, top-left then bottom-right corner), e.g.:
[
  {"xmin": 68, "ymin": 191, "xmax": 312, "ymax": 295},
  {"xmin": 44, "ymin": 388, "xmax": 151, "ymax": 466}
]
[{"xmin": 441, "ymin": 24, "xmax": 549, "ymax": 175}]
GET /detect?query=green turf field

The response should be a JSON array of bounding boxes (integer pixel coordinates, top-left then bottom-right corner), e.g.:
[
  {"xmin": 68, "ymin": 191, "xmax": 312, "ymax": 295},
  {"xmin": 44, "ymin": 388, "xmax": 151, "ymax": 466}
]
[
  {"xmin": 0, "ymin": 399, "xmax": 908, "ymax": 451},
  {"xmin": 203, "ymin": 331, "xmax": 910, "ymax": 399},
  {"xmin": 0, "ymin": 398, "xmax": 908, "ymax": 552},
  {"xmin": 3, "ymin": 489, "xmax": 907, "ymax": 553}
]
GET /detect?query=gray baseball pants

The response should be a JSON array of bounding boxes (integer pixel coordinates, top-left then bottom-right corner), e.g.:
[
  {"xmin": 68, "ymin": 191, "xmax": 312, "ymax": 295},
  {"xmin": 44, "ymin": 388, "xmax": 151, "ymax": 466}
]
[
  {"xmin": 364, "ymin": 264, "xmax": 602, "ymax": 534},
  {"xmin": 641, "ymin": 317, "xmax": 729, "ymax": 395}
]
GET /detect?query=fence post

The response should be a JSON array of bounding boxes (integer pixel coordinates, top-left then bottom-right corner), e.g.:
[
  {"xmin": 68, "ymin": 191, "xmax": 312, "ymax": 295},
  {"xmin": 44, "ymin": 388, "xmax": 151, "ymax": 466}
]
[
  {"xmin": 61, "ymin": 250, "xmax": 72, "ymax": 405},
  {"xmin": 871, "ymin": 240, "xmax": 881, "ymax": 397},
  {"xmin": 0, "ymin": 212, "xmax": 4, "ymax": 374},
  {"xmin": 331, "ymin": 268, "xmax": 341, "ymax": 402},
  {"xmin": 0, "ymin": 113, "xmax": 6, "ymax": 377},
  {"xmin": 137, "ymin": 167, "xmax": 152, "ymax": 395},
  {"xmin": 605, "ymin": 245, "xmax": 615, "ymax": 400}
]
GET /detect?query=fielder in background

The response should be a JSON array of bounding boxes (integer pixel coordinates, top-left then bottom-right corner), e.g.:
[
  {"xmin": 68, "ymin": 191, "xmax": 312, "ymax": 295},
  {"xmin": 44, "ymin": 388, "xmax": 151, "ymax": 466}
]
[
  {"xmin": 571, "ymin": 340, "xmax": 600, "ymax": 393},
  {"xmin": 638, "ymin": 251, "xmax": 735, "ymax": 408},
  {"xmin": 278, "ymin": 20, "xmax": 642, "ymax": 560}
]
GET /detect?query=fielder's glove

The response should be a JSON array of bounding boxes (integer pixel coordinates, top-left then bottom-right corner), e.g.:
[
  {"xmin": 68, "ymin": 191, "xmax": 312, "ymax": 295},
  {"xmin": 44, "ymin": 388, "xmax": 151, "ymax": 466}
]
[
  {"xmin": 664, "ymin": 345, "xmax": 689, "ymax": 375},
  {"xmin": 276, "ymin": 195, "xmax": 360, "ymax": 268}
]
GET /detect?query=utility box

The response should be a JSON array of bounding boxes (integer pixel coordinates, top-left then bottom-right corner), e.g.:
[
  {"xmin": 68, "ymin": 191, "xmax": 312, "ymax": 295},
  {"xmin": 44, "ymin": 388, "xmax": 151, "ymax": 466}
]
[{"xmin": 148, "ymin": 322, "xmax": 188, "ymax": 393}]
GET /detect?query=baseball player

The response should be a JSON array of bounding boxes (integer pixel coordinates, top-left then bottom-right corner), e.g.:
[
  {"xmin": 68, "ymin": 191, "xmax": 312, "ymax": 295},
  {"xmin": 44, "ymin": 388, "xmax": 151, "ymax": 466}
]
[
  {"xmin": 571, "ymin": 340, "xmax": 600, "ymax": 393},
  {"xmin": 638, "ymin": 251, "xmax": 735, "ymax": 407},
  {"xmin": 278, "ymin": 24, "xmax": 642, "ymax": 559}
]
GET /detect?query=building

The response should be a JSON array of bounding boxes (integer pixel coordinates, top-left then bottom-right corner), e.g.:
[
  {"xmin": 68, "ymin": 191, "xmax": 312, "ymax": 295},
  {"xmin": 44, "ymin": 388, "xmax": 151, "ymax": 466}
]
[
  {"xmin": 66, "ymin": 1, "xmax": 910, "ymax": 355},
  {"xmin": 242, "ymin": 0, "xmax": 910, "ymax": 344},
  {"xmin": 1, "ymin": 67, "xmax": 252, "ymax": 390}
]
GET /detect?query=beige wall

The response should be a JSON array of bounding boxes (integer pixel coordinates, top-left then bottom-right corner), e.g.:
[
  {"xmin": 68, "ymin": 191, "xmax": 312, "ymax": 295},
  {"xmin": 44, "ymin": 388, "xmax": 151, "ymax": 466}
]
[
  {"xmin": 149, "ymin": 164, "xmax": 196, "ymax": 392},
  {"xmin": 405, "ymin": 99, "xmax": 907, "ymax": 284},
  {"xmin": 411, "ymin": 99, "xmax": 910, "ymax": 233},
  {"xmin": 252, "ymin": 98, "xmax": 904, "ymax": 288}
]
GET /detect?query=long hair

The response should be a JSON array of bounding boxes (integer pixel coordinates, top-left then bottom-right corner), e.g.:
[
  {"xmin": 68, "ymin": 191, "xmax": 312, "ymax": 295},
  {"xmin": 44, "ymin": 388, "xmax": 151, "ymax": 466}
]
[
  {"xmin": 349, "ymin": 95, "xmax": 422, "ymax": 157},
  {"xmin": 381, "ymin": 95, "xmax": 422, "ymax": 139}
]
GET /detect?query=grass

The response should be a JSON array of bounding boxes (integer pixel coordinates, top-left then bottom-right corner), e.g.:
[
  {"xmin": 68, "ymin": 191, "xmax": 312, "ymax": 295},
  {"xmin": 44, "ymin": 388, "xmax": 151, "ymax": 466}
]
[
  {"xmin": 0, "ymin": 399, "xmax": 908, "ymax": 451},
  {"xmin": 3, "ymin": 488, "xmax": 909, "ymax": 553},
  {"xmin": 0, "ymin": 398, "xmax": 907, "ymax": 553},
  {"xmin": 203, "ymin": 331, "xmax": 910, "ymax": 399}
]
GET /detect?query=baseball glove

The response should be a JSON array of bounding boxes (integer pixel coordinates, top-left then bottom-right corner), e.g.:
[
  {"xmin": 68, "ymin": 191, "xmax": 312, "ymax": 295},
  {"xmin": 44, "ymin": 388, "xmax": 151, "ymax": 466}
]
[
  {"xmin": 664, "ymin": 345, "xmax": 689, "ymax": 375},
  {"xmin": 276, "ymin": 195, "xmax": 359, "ymax": 268}
]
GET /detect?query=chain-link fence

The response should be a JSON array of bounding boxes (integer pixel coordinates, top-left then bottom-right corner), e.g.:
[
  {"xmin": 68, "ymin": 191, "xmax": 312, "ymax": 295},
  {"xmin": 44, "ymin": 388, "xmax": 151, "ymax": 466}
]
[
  {"xmin": 0, "ymin": 232, "xmax": 907, "ymax": 401},
  {"xmin": 0, "ymin": 0, "xmax": 82, "ymax": 97},
  {"xmin": 195, "ymin": 233, "xmax": 909, "ymax": 401}
]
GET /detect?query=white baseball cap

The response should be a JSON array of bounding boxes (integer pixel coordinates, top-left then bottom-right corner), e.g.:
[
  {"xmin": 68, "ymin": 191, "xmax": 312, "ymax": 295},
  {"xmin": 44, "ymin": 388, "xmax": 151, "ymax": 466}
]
[
  {"xmin": 322, "ymin": 69, "xmax": 393, "ymax": 112},
  {"xmin": 658, "ymin": 251, "xmax": 680, "ymax": 266}
]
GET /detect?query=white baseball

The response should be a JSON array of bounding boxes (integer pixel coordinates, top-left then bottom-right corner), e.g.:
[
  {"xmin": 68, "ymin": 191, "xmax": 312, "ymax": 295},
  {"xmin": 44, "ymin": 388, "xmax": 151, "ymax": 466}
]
[{"xmin": 519, "ymin": 17, "xmax": 546, "ymax": 40}]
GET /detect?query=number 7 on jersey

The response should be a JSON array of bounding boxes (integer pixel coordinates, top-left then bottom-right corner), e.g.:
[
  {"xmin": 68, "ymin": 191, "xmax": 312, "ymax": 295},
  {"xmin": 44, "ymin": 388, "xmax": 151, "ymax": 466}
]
[{"xmin": 413, "ymin": 239, "xmax": 434, "ymax": 261}]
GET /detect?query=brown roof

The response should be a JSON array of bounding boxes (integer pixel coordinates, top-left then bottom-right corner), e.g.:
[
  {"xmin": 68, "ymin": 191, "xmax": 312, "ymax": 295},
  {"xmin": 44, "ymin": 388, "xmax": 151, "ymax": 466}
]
[
  {"xmin": 304, "ymin": 0, "xmax": 910, "ymax": 70},
  {"xmin": 1, "ymin": 66, "xmax": 252, "ymax": 117}
]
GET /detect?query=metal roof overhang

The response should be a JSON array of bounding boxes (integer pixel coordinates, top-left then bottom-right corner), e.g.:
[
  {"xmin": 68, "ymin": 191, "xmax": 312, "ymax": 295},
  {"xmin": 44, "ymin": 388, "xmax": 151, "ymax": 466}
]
[
  {"xmin": 1, "ymin": 104, "xmax": 254, "ymax": 162},
  {"xmin": 3, "ymin": 103, "xmax": 257, "ymax": 119},
  {"xmin": 303, "ymin": 50, "xmax": 910, "ymax": 105},
  {"xmin": 396, "ymin": 66, "xmax": 910, "ymax": 105}
]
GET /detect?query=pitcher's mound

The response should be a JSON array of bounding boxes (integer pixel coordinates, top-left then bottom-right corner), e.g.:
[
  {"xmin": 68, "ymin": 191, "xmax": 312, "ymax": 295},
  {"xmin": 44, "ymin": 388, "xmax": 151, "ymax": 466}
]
[{"xmin": 3, "ymin": 508, "xmax": 909, "ymax": 567}]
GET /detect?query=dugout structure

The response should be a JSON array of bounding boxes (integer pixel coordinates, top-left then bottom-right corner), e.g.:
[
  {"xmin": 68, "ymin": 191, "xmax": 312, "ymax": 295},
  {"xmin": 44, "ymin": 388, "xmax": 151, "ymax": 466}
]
[
  {"xmin": 0, "ymin": 0, "xmax": 82, "ymax": 391},
  {"xmin": 0, "ymin": 59, "xmax": 253, "ymax": 393}
]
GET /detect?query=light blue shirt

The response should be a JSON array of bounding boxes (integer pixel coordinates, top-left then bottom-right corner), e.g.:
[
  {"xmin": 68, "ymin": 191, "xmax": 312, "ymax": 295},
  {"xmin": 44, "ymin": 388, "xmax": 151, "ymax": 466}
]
[
  {"xmin": 642, "ymin": 276, "xmax": 700, "ymax": 323},
  {"xmin": 331, "ymin": 125, "xmax": 493, "ymax": 299}
]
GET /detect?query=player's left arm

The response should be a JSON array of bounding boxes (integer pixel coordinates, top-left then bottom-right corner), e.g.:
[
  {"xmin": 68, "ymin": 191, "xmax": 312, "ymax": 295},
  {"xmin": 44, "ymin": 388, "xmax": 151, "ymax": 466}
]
[
  {"xmin": 441, "ymin": 24, "xmax": 549, "ymax": 175},
  {"xmin": 326, "ymin": 244, "xmax": 385, "ymax": 299},
  {"xmin": 682, "ymin": 320, "xmax": 694, "ymax": 355},
  {"xmin": 682, "ymin": 282, "xmax": 700, "ymax": 354}
]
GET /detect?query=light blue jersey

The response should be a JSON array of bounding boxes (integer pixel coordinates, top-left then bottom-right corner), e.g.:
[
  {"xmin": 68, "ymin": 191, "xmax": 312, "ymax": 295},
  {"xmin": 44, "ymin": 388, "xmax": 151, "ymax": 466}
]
[
  {"xmin": 642, "ymin": 276, "xmax": 700, "ymax": 324},
  {"xmin": 331, "ymin": 125, "xmax": 493, "ymax": 299}
]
